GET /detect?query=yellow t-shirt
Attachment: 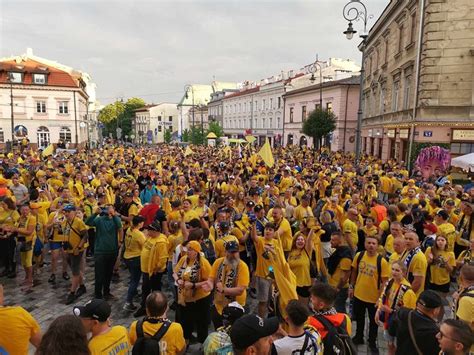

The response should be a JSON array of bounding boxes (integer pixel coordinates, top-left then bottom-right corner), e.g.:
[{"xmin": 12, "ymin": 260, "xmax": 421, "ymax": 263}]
[
  {"xmin": 254, "ymin": 236, "xmax": 284, "ymax": 278},
  {"xmin": 174, "ymin": 255, "xmax": 212, "ymax": 302},
  {"xmin": 17, "ymin": 214, "xmax": 37, "ymax": 243},
  {"xmin": 124, "ymin": 228, "xmax": 146, "ymax": 259},
  {"xmin": 425, "ymin": 247, "xmax": 455, "ymax": 285},
  {"xmin": 287, "ymin": 249, "xmax": 311, "ymax": 287},
  {"xmin": 214, "ymin": 234, "xmax": 240, "ymax": 259},
  {"xmin": 328, "ymin": 257, "xmax": 352, "ymax": 289},
  {"xmin": 62, "ymin": 217, "xmax": 89, "ymax": 253},
  {"xmin": 88, "ymin": 325, "xmax": 131, "ymax": 355},
  {"xmin": 343, "ymin": 219, "xmax": 359, "ymax": 250},
  {"xmin": 129, "ymin": 320, "xmax": 185, "ymax": 354},
  {"xmin": 384, "ymin": 235, "xmax": 395, "ymax": 255},
  {"xmin": 140, "ymin": 235, "xmax": 169, "ymax": 274},
  {"xmin": 456, "ymin": 289, "xmax": 474, "ymax": 328},
  {"xmin": 401, "ymin": 250, "xmax": 427, "ymax": 296},
  {"xmin": 0, "ymin": 306, "xmax": 40, "ymax": 355},
  {"xmin": 32, "ymin": 213, "xmax": 48, "ymax": 242},
  {"xmin": 352, "ymin": 252, "xmax": 390, "ymax": 303},
  {"xmin": 437, "ymin": 223, "xmax": 457, "ymax": 252},
  {"xmin": 0, "ymin": 208, "xmax": 20, "ymax": 228},
  {"xmin": 275, "ymin": 218, "xmax": 293, "ymax": 252},
  {"xmin": 293, "ymin": 205, "xmax": 314, "ymax": 223},
  {"xmin": 168, "ymin": 232, "xmax": 184, "ymax": 259},
  {"xmin": 389, "ymin": 251, "xmax": 402, "ymax": 264},
  {"xmin": 183, "ymin": 210, "xmax": 200, "ymax": 223},
  {"xmin": 48, "ymin": 211, "xmax": 66, "ymax": 242},
  {"xmin": 400, "ymin": 197, "xmax": 419, "ymax": 207},
  {"xmin": 379, "ymin": 176, "xmax": 393, "ymax": 194},
  {"xmin": 379, "ymin": 278, "xmax": 417, "ymax": 310},
  {"xmin": 210, "ymin": 258, "xmax": 250, "ymax": 314}
]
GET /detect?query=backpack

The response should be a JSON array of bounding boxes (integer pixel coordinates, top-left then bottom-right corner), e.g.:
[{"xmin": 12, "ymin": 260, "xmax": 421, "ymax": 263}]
[
  {"xmin": 314, "ymin": 315, "xmax": 356, "ymax": 355},
  {"xmin": 132, "ymin": 319, "xmax": 171, "ymax": 355},
  {"xmin": 355, "ymin": 251, "xmax": 383, "ymax": 290},
  {"xmin": 201, "ymin": 238, "xmax": 216, "ymax": 264}
]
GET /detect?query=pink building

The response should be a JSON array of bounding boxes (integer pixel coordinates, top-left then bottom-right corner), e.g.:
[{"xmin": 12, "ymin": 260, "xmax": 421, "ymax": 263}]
[{"xmin": 283, "ymin": 76, "xmax": 360, "ymax": 151}]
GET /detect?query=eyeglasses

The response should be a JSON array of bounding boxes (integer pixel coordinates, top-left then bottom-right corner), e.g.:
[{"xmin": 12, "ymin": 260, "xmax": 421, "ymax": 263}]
[{"xmin": 438, "ymin": 330, "xmax": 461, "ymax": 343}]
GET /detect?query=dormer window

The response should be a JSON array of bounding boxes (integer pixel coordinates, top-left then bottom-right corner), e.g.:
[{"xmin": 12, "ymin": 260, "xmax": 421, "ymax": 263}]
[
  {"xmin": 33, "ymin": 74, "xmax": 47, "ymax": 84},
  {"xmin": 8, "ymin": 72, "xmax": 23, "ymax": 83}
]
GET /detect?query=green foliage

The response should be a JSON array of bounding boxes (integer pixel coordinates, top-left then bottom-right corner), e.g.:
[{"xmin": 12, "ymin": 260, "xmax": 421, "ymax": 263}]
[
  {"xmin": 98, "ymin": 98, "xmax": 146, "ymax": 139},
  {"xmin": 207, "ymin": 121, "xmax": 224, "ymax": 138},
  {"xmin": 181, "ymin": 129, "xmax": 190, "ymax": 143},
  {"xmin": 190, "ymin": 126, "xmax": 205, "ymax": 145},
  {"xmin": 164, "ymin": 129, "xmax": 172, "ymax": 144},
  {"xmin": 302, "ymin": 108, "xmax": 337, "ymax": 149}
]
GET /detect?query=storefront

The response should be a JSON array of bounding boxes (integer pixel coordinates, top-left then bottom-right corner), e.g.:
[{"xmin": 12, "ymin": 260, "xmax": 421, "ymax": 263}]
[{"xmin": 451, "ymin": 129, "xmax": 474, "ymax": 156}]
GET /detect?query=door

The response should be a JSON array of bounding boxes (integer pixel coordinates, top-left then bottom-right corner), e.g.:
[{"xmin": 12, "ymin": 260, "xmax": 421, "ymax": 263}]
[{"xmin": 37, "ymin": 127, "xmax": 50, "ymax": 149}]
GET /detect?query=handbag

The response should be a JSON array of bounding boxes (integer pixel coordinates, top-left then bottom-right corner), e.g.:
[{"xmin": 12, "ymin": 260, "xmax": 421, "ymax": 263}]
[
  {"xmin": 19, "ymin": 241, "xmax": 33, "ymax": 252},
  {"xmin": 304, "ymin": 248, "xmax": 319, "ymax": 279},
  {"xmin": 408, "ymin": 311, "xmax": 423, "ymax": 355}
]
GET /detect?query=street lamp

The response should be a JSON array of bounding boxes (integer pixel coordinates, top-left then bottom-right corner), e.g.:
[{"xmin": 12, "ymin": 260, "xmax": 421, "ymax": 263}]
[
  {"xmin": 184, "ymin": 85, "xmax": 195, "ymax": 143},
  {"xmin": 7, "ymin": 73, "xmax": 15, "ymax": 147},
  {"xmin": 342, "ymin": 0, "xmax": 373, "ymax": 162},
  {"xmin": 309, "ymin": 58, "xmax": 323, "ymax": 109}
]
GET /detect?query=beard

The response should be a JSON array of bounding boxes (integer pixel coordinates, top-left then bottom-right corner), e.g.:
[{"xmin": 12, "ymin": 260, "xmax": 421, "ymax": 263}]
[{"xmin": 226, "ymin": 256, "xmax": 239, "ymax": 268}]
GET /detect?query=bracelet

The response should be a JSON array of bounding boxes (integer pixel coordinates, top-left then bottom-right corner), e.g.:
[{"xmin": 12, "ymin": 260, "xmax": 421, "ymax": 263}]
[{"xmin": 192, "ymin": 282, "xmax": 196, "ymax": 290}]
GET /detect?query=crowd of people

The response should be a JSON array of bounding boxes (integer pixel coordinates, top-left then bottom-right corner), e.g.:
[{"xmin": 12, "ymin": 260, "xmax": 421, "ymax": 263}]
[{"xmin": 0, "ymin": 143, "xmax": 473, "ymax": 355}]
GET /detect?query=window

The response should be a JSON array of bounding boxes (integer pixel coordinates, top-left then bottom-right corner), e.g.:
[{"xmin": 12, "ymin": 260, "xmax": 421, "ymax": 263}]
[
  {"xmin": 392, "ymin": 81, "xmax": 400, "ymax": 111},
  {"xmin": 410, "ymin": 12, "xmax": 417, "ymax": 44},
  {"xmin": 0, "ymin": 128, "xmax": 3, "ymax": 143},
  {"xmin": 403, "ymin": 76, "xmax": 411, "ymax": 110},
  {"xmin": 326, "ymin": 102, "xmax": 333, "ymax": 113},
  {"xmin": 277, "ymin": 117, "xmax": 281, "ymax": 128},
  {"xmin": 451, "ymin": 143, "xmax": 474, "ymax": 155},
  {"xmin": 59, "ymin": 127, "xmax": 72, "ymax": 142},
  {"xmin": 315, "ymin": 103, "xmax": 321, "ymax": 110},
  {"xmin": 269, "ymin": 117, "xmax": 273, "ymax": 128},
  {"xmin": 58, "ymin": 101, "xmax": 69, "ymax": 114},
  {"xmin": 379, "ymin": 87, "xmax": 385, "ymax": 114},
  {"xmin": 289, "ymin": 107, "xmax": 294, "ymax": 123},
  {"xmin": 33, "ymin": 74, "xmax": 46, "ymax": 84},
  {"xmin": 36, "ymin": 101, "xmax": 46, "ymax": 113},
  {"xmin": 384, "ymin": 38, "xmax": 389, "ymax": 63},
  {"xmin": 255, "ymin": 101, "xmax": 257, "ymax": 111},
  {"xmin": 302, "ymin": 105, "xmax": 307, "ymax": 121},
  {"xmin": 158, "ymin": 126, "xmax": 162, "ymax": 132},
  {"xmin": 278, "ymin": 97, "xmax": 281, "ymax": 109},
  {"xmin": 263, "ymin": 99, "xmax": 266, "ymax": 110},
  {"xmin": 169, "ymin": 116, "xmax": 172, "ymax": 122},
  {"xmin": 262, "ymin": 118, "xmax": 266, "ymax": 128},
  {"xmin": 8, "ymin": 72, "xmax": 22, "ymax": 83},
  {"xmin": 398, "ymin": 24, "xmax": 404, "ymax": 53},
  {"xmin": 270, "ymin": 98, "xmax": 273, "ymax": 110},
  {"xmin": 159, "ymin": 116, "xmax": 162, "ymax": 121}
]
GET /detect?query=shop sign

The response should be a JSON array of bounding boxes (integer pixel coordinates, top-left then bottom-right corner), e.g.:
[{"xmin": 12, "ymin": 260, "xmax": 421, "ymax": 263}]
[
  {"xmin": 399, "ymin": 129, "xmax": 409, "ymax": 139},
  {"xmin": 387, "ymin": 129, "xmax": 395, "ymax": 138},
  {"xmin": 423, "ymin": 131, "xmax": 432, "ymax": 137},
  {"xmin": 452, "ymin": 129, "xmax": 474, "ymax": 141}
]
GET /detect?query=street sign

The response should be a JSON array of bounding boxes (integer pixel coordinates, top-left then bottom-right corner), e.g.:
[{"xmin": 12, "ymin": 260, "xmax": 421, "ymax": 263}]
[
  {"xmin": 157, "ymin": 121, "xmax": 173, "ymax": 126},
  {"xmin": 423, "ymin": 131, "xmax": 433, "ymax": 137}
]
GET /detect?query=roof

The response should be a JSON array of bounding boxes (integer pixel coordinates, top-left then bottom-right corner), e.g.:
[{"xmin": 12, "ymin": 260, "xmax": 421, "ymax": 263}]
[
  {"xmin": 283, "ymin": 75, "xmax": 360, "ymax": 97},
  {"xmin": 178, "ymin": 82, "xmax": 239, "ymax": 106},
  {"xmin": 223, "ymin": 86, "xmax": 260, "ymax": 99}
]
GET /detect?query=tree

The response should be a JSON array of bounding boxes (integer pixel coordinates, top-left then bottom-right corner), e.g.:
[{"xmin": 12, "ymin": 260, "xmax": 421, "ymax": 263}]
[
  {"xmin": 207, "ymin": 121, "xmax": 224, "ymax": 138},
  {"xmin": 164, "ymin": 129, "xmax": 172, "ymax": 144},
  {"xmin": 302, "ymin": 108, "xmax": 337, "ymax": 149},
  {"xmin": 98, "ymin": 98, "xmax": 146, "ymax": 139},
  {"xmin": 181, "ymin": 129, "xmax": 190, "ymax": 143},
  {"xmin": 190, "ymin": 126, "xmax": 205, "ymax": 145}
]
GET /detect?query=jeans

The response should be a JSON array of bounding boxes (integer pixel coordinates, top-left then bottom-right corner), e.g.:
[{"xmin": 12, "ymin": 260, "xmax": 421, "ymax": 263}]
[
  {"xmin": 335, "ymin": 287, "xmax": 348, "ymax": 313},
  {"xmin": 353, "ymin": 296, "xmax": 378, "ymax": 345},
  {"xmin": 179, "ymin": 294, "xmax": 211, "ymax": 343},
  {"xmin": 167, "ymin": 261, "xmax": 177, "ymax": 301},
  {"xmin": 94, "ymin": 253, "xmax": 117, "ymax": 298},
  {"xmin": 125, "ymin": 257, "xmax": 142, "ymax": 303},
  {"xmin": 141, "ymin": 272, "xmax": 164, "ymax": 307}
]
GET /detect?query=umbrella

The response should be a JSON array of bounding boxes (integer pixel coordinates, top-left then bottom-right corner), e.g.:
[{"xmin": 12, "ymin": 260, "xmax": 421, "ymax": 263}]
[{"xmin": 451, "ymin": 152, "xmax": 474, "ymax": 171}]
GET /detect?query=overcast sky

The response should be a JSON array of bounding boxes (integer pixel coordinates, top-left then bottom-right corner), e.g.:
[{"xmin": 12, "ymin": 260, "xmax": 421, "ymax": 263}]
[{"xmin": 1, "ymin": 0, "xmax": 388, "ymax": 105}]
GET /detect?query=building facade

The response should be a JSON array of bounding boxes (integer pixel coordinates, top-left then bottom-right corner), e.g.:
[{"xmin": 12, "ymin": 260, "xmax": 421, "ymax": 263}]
[
  {"xmin": 208, "ymin": 89, "xmax": 239, "ymax": 127},
  {"xmin": 361, "ymin": 0, "xmax": 474, "ymax": 162},
  {"xmin": 133, "ymin": 103, "xmax": 179, "ymax": 144},
  {"xmin": 0, "ymin": 49, "xmax": 96, "ymax": 149},
  {"xmin": 283, "ymin": 76, "xmax": 360, "ymax": 151}
]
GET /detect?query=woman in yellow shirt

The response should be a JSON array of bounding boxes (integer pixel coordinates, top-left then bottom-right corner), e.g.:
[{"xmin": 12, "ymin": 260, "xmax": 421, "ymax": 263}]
[
  {"xmin": 425, "ymin": 234, "xmax": 455, "ymax": 320},
  {"xmin": 181, "ymin": 199, "xmax": 200, "ymax": 223},
  {"xmin": 123, "ymin": 216, "xmax": 146, "ymax": 311},
  {"xmin": 375, "ymin": 260, "xmax": 416, "ymax": 355},
  {"xmin": 287, "ymin": 231, "xmax": 312, "ymax": 304},
  {"xmin": 0, "ymin": 197, "xmax": 20, "ymax": 277},
  {"xmin": 173, "ymin": 240, "xmax": 212, "ymax": 345}
]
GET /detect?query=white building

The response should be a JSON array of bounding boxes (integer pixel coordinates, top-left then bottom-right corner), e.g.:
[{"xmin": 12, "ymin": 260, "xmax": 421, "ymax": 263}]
[
  {"xmin": 133, "ymin": 103, "xmax": 179, "ymax": 144},
  {"xmin": 0, "ymin": 48, "xmax": 98, "ymax": 149}
]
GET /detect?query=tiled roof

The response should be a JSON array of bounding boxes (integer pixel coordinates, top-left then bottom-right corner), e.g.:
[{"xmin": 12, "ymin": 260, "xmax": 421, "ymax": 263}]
[
  {"xmin": 223, "ymin": 86, "xmax": 260, "ymax": 99},
  {"xmin": 283, "ymin": 75, "xmax": 360, "ymax": 97},
  {"xmin": 0, "ymin": 58, "xmax": 78, "ymax": 87}
]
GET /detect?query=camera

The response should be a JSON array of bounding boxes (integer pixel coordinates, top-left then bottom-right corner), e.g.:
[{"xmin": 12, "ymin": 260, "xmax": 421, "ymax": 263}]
[{"xmin": 99, "ymin": 207, "xmax": 108, "ymax": 216}]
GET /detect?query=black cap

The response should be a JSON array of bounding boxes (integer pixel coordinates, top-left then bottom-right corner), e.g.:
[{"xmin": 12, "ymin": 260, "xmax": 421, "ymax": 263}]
[
  {"xmin": 222, "ymin": 302, "xmax": 245, "ymax": 326},
  {"xmin": 145, "ymin": 221, "xmax": 161, "ymax": 232},
  {"xmin": 417, "ymin": 290, "xmax": 443, "ymax": 309},
  {"xmin": 225, "ymin": 240, "xmax": 239, "ymax": 252},
  {"xmin": 188, "ymin": 218, "xmax": 201, "ymax": 229},
  {"xmin": 230, "ymin": 315, "xmax": 279, "ymax": 350},
  {"xmin": 73, "ymin": 299, "xmax": 111, "ymax": 322},
  {"xmin": 246, "ymin": 201, "xmax": 255, "ymax": 208},
  {"xmin": 436, "ymin": 210, "xmax": 449, "ymax": 220},
  {"xmin": 254, "ymin": 205, "xmax": 264, "ymax": 213},
  {"xmin": 219, "ymin": 221, "xmax": 230, "ymax": 230}
]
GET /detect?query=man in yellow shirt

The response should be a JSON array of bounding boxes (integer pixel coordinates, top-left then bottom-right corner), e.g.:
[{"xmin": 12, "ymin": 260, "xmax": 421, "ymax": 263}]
[
  {"xmin": 75, "ymin": 299, "xmax": 131, "ymax": 355},
  {"xmin": 378, "ymin": 172, "xmax": 393, "ymax": 203},
  {"xmin": 342, "ymin": 208, "xmax": 359, "ymax": 251},
  {"xmin": 0, "ymin": 284, "xmax": 42, "ymax": 354},
  {"xmin": 435, "ymin": 210, "xmax": 457, "ymax": 252},
  {"xmin": 129, "ymin": 291, "xmax": 185, "ymax": 355},
  {"xmin": 400, "ymin": 231, "xmax": 428, "ymax": 297},
  {"xmin": 293, "ymin": 194, "xmax": 314, "ymax": 224},
  {"xmin": 349, "ymin": 235, "xmax": 389, "ymax": 351},
  {"xmin": 213, "ymin": 221, "xmax": 240, "ymax": 259},
  {"xmin": 455, "ymin": 263, "xmax": 474, "ymax": 332},
  {"xmin": 207, "ymin": 240, "xmax": 250, "ymax": 328},
  {"xmin": 271, "ymin": 206, "xmax": 292, "ymax": 253},
  {"xmin": 400, "ymin": 187, "xmax": 419, "ymax": 208}
]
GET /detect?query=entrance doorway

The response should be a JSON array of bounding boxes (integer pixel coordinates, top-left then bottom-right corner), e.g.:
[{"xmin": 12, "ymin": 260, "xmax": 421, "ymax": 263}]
[{"xmin": 37, "ymin": 126, "xmax": 50, "ymax": 149}]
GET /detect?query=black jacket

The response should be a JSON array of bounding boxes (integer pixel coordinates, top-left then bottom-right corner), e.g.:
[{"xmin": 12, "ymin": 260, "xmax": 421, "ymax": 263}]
[{"xmin": 389, "ymin": 307, "xmax": 440, "ymax": 355}]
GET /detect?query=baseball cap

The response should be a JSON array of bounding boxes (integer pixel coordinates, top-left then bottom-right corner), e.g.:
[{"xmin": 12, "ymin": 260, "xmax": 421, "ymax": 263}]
[
  {"xmin": 222, "ymin": 301, "xmax": 245, "ymax": 326},
  {"xmin": 225, "ymin": 240, "xmax": 239, "ymax": 252},
  {"xmin": 219, "ymin": 221, "xmax": 230, "ymax": 230},
  {"xmin": 73, "ymin": 299, "xmax": 111, "ymax": 322},
  {"xmin": 63, "ymin": 204, "xmax": 76, "ymax": 212},
  {"xmin": 187, "ymin": 240, "xmax": 201, "ymax": 253},
  {"xmin": 417, "ymin": 290, "xmax": 443, "ymax": 309},
  {"xmin": 246, "ymin": 201, "xmax": 255, "ymax": 208},
  {"xmin": 436, "ymin": 210, "xmax": 449, "ymax": 220},
  {"xmin": 145, "ymin": 221, "xmax": 161, "ymax": 232},
  {"xmin": 423, "ymin": 223, "xmax": 437, "ymax": 234},
  {"xmin": 230, "ymin": 314, "xmax": 279, "ymax": 350}
]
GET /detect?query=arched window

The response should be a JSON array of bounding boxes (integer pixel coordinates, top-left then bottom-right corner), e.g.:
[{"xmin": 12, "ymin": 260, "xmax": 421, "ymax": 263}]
[{"xmin": 59, "ymin": 127, "xmax": 72, "ymax": 142}]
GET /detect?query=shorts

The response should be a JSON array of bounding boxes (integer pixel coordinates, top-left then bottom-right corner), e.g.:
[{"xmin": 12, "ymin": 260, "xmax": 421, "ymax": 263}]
[
  {"xmin": 256, "ymin": 276, "xmax": 273, "ymax": 302},
  {"xmin": 49, "ymin": 242, "xmax": 63, "ymax": 250},
  {"xmin": 67, "ymin": 252, "xmax": 84, "ymax": 276},
  {"xmin": 296, "ymin": 286, "xmax": 311, "ymax": 298},
  {"xmin": 428, "ymin": 282, "xmax": 450, "ymax": 294},
  {"xmin": 20, "ymin": 250, "xmax": 33, "ymax": 268}
]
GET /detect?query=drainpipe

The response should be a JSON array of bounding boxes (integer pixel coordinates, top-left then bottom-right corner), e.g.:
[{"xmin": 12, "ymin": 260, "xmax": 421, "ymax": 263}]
[
  {"xmin": 73, "ymin": 91, "xmax": 78, "ymax": 147},
  {"xmin": 407, "ymin": 0, "xmax": 426, "ymax": 171},
  {"xmin": 343, "ymin": 84, "xmax": 350, "ymax": 151}
]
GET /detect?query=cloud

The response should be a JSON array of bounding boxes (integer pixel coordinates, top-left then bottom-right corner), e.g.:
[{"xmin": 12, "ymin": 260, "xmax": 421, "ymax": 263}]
[{"xmin": 0, "ymin": 0, "xmax": 389, "ymax": 104}]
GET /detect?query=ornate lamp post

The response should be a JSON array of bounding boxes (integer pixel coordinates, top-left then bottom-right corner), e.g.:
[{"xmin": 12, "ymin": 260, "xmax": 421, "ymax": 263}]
[
  {"xmin": 184, "ymin": 85, "xmax": 195, "ymax": 143},
  {"xmin": 342, "ymin": 0, "xmax": 373, "ymax": 162},
  {"xmin": 309, "ymin": 57, "xmax": 323, "ymax": 109}
]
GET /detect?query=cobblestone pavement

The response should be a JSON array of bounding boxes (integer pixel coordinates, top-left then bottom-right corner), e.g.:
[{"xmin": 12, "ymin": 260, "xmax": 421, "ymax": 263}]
[{"xmin": 1, "ymin": 253, "xmax": 395, "ymax": 354}]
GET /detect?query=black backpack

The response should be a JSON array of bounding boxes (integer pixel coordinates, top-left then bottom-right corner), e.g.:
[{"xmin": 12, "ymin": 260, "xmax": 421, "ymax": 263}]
[
  {"xmin": 315, "ymin": 315, "xmax": 357, "ymax": 355},
  {"xmin": 355, "ymin": 251, "xmax": 383, "ymax": 290},
  {"xmin": 200, "ymin": 238, "xmax": 216, "ymax": 264},
  {"xmin": 132, "ymin": 319, "xmax": 171, "ymax": 355}
]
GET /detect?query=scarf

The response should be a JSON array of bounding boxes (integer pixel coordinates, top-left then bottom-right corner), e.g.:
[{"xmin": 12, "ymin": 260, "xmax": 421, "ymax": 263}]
[
  {"xmin": 402, "ymin": 247, "xmax": 421, "ymax": 282},
  {"xmin": 176, "ymin": 256, "xmax": 201, "ymax": 306},
  {"xmin": 327, "ymin": 246, "xmax": 353, "ymax": 275},
  {"xmin": 215, "ymin": 258, "xmax": 239, "ymax": 308},
  {"xmin": 380, "ymin": 279, "xmax": 410, "ymax": 329},
  {"xmin": 313, "ymin": 307, "xmax": 337, "ymax": 316}
]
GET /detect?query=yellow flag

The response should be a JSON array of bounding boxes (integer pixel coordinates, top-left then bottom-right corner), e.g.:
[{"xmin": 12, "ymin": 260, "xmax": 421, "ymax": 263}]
[
  {"xmin": 249, "ymin": 154, "xmax": 258, "ymax": 168},
  {"xmin": 245, "ymin": 135, "xmax": 256, "ymax": 144},
  {"xmin": 257, "ymin": 138, "xmax": 274, "ymax": 168},
  {"xmin": 184, "ymin": 146, "xmax": 193, "ymax": 157},
  {"xmin": 42, "ymin": 144, "xmax": 54, "ymax": 157}
]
